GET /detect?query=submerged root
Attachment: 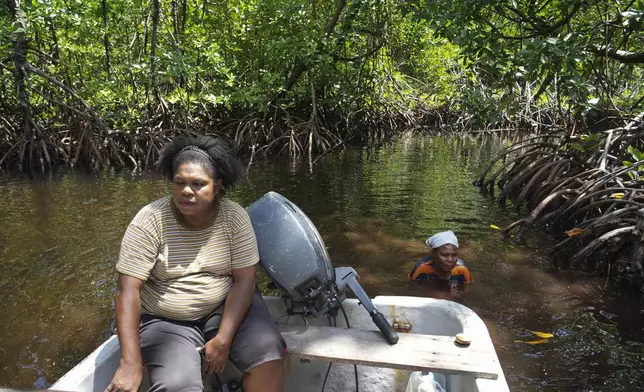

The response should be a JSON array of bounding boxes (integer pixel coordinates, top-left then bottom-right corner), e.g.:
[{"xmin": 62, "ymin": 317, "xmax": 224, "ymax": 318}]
[{"xmin": 476, "ymin": 111, "xmax": 644, "ymax": 289}]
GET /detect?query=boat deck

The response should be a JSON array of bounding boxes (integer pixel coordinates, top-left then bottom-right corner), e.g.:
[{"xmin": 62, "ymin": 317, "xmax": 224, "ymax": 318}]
[{"xmin": 278, "ymin": 324, "xmax": 500, "ymax": 380}]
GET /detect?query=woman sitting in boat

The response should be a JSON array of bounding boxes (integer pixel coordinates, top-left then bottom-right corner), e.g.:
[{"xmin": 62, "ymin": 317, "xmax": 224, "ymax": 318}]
[
  {"xmin": 408, "ymin": 230, "xmax": 473, "ymax": 283},
  {"xmin": 106, "ymin": 136, "xmax": 286, "ymax": 392}
]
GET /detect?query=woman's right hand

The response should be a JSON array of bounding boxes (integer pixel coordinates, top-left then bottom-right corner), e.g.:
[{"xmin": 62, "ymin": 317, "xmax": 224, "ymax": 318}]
[
  {"xmin": 105, "ymin": 361, "xmax": 143, "ymax": 392},
  {"xmin": 108, "ymin": 275, "xmax": 145, "ymax": 392}
]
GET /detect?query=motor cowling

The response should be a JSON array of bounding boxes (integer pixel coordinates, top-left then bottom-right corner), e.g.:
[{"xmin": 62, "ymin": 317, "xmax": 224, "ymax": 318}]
[
  {"xmin": 246, "ymin": 191, "xmax": 335, "ymax": 311},
  {"xmin": 247, "ymin": 191, "xmax": 399, "ymax": 344}
]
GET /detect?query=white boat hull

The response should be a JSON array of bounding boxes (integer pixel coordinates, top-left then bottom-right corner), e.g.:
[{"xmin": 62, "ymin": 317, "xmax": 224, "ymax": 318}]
[{"xmin": 51, "ymin": 296, "xmax": 509, "ymax": 392}]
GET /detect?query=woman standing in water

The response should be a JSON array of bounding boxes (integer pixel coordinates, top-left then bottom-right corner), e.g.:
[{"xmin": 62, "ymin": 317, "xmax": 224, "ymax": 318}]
[
  {"xmin": 106, "ymin": 136, "xmax": 286, "ymax": 392},
  {"xmin": 408, "ymin": 230, "xmax": 473, "ymax": 284}
]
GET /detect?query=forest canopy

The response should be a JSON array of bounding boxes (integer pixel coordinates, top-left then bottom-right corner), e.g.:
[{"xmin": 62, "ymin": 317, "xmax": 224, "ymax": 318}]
[{"xmin": 1, "ymin": 0, "xmax": 642, "ymax": 170}]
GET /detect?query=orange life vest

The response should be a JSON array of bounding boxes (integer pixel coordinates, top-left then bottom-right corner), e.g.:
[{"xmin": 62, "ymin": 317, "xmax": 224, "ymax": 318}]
[{"xmin": 408, "ymin": 256, "xmax": 472, "ymax": 283}]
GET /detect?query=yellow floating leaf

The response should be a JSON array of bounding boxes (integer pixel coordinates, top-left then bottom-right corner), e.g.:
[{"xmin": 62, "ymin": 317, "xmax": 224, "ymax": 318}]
[
  {"xmin": 566, "ymin": 228, "xmax": 584, "ymax": 237},
  {"xmin": 490, "ymin": 224, "xmax": 501, "ymax": 230},
  {"xmin": 514, "ymin": 339, "xmax": 550, "ymax": 345},
  {"xmin": 610, "ymin": 193, "xmax": 625, "ymax": 199},
  {"xmin": 529, "ymin": 330, "xmax": 555, "ymax": 339}
]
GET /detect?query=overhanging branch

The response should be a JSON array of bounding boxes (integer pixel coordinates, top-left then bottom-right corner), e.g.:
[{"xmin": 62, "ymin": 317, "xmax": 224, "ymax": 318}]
[
  {"xmin": 335, "ymin": 43, "xmax": 385, "ymax": 62},
  {"xmin": 590, "ymin": 44, "xmax": 644, "ymax": 64}
]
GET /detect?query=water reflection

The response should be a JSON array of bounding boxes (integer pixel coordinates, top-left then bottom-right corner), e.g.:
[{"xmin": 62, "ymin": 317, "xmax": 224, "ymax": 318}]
[{"xmin": 0, "ymin": 135, "xmax": 642, "ymax": 391}]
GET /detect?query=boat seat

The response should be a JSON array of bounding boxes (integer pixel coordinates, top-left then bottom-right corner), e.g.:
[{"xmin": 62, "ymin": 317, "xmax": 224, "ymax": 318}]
[{"xmin": 277, "ymin": 324, "xmax": 500, "ymax": 380}]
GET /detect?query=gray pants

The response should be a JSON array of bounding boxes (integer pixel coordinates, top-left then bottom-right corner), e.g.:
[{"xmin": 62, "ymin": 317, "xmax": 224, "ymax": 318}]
[{"xmin": 140, "ymin": 289, "xmax": 286, "ymax": 392}]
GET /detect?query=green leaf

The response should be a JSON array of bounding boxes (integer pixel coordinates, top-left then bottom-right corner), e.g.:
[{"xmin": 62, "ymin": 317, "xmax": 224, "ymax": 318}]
[
  {"xmin": 627, "ymin": 146, "xmax": 644, "ymax": 162},
  {"xmin": 571, "ymin": 143, "xmax": 585, "ymax": 152},
  {"xmin": 550, "ymin": 46, "xmax": 564, "ymax": 56}
]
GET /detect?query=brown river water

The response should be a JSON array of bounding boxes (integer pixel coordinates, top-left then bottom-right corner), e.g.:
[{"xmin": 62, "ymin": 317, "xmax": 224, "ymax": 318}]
[{"xmin": 0, "ymin": 135, "xmax": 643, "ymax": 391}]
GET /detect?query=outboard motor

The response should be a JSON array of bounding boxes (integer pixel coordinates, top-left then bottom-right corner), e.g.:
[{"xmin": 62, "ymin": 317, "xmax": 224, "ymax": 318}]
[{"xmin": 247, "ymin": 191, "xmax": 399, "ymax": 345}]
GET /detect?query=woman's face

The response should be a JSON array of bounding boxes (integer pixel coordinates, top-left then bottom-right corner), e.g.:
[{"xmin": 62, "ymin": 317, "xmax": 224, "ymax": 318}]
[
  {"xmin": 172, "ymin": 162, "xmax": 221, "ymax": 218},
  {"xmin": 433, "ymin": 244, "xmax": 459, "ymax": 273}
]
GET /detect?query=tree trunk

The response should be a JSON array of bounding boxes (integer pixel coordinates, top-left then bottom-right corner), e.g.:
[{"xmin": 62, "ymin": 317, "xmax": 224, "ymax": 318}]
[
  {"xmin": 34, "ymin": 26, "xmax": 44, "ymax": 68},
  {"xmin": 0, "ymin": 66, "xmax": 7, "ymax": 109},
  {"xmin": 142, "ymin": 12, "xmax": 150, "ymax": 63},
  {"xmin": 46, "ymin": 17, "xmax": 60, "ymax": 61},
  {"xmin": 150, "ymin": 0, "xmax": 159, "ymax": 93},
  {"xmin": 195, "ymin": 0, "xmax": 208, "ymax": 92},
  {"xmin": 326, "ymin": 0, "xmax": 346, "ymax": 38},
  {"xmin": 7, "ymin": 0, "xmax": 34, "ymax": 164},
  {"xmin": 276, "ymin": 0, "xmax": 347, "ymax": 101},
  {"xmin": 200, "ymin": 0, "xmax": 207, "ymax": 20},
  {"xmin": 101, "ymin": 0, "xmax": 111, "ymax": 78},
  {"xmin": 180, "ymin": 0, "xmax": 187, "ymax": 34},
  {"xmin": 75, "ymin": 52, "xmax": 85, "ymax": 87},
  {"xmin": 172, "ymin": 0, "xmax": 179, "ymax": 37},
  {"xmin": 172, "ymin": 0, "xmax": 184, "ymax": 87}
]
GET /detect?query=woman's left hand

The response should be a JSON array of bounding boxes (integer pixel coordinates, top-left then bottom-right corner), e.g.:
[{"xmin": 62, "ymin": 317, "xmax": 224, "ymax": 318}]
[{"xmin": 202, "ymin": 335, "xmax": 231, "ymax": 374}]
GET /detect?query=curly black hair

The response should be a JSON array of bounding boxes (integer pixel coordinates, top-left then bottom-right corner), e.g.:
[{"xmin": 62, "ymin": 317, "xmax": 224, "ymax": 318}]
[{"xmin": 155, "ymin": 135, "xmax": 243, "ymax": 190}]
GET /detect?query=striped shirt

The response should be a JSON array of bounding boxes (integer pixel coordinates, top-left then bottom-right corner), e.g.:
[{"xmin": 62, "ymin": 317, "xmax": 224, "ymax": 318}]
[{"xmin": 116, "ymin": 196, "xmax": 259, "ymax": 321}]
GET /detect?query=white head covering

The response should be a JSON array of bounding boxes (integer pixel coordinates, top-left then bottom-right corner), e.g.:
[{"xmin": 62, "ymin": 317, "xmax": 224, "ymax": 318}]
[{"xmin": 425, "ymin": 230, "xmax": 459, "ymax": 249}]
